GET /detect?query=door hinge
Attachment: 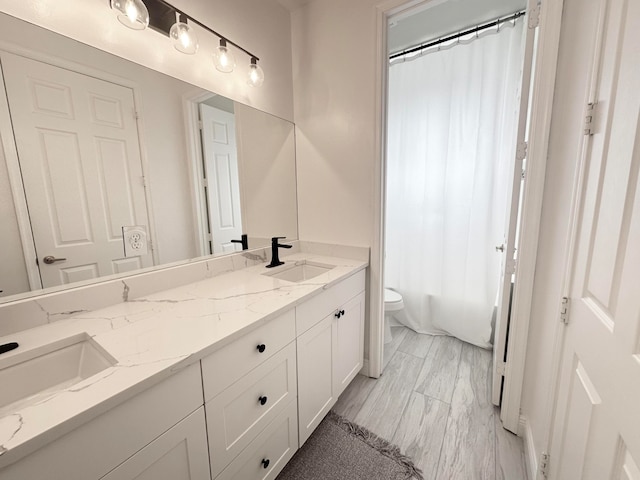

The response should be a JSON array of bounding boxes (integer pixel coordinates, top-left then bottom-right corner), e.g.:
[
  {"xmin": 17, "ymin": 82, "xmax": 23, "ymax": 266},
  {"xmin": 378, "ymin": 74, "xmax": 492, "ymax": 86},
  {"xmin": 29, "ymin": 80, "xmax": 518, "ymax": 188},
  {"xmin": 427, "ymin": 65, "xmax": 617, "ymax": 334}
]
[
  {"xmin": 516, "ymin": 141, "xmax": 528, "ymax": 161},
  {"xmin": 528, "ymin": 4, "xmax": 541, "ymax": 28},
  {"xmin": 539, "ymin": 452, "xmax": 550, "ymax": 477},
  {"xmin": 584, "ymin": 102, "xmax": 597, "ymax": 135},
  {"xmin": 506, "ymin": 258, "xmax": 517, "ymax": 275},
  {"xmin": 133, "ymin": 109, "xmax": 140, "ymax": 120},
  {"xmin": 198, "ymin": 120, "xmax": 203, "ymax": 130},
  {"xmin": 522, "ymin": 168, "xmax": 526, "ymax": 179},
  {"xmin": 201, "ymin": 178, "xmax": 208, "ymax": 188},
  {"xmin": 560, "ymin": 296, "xmax": 570, "ymax": 324},
  {"xmin": 141, "ymin": 175, "xmax": 147, "ymax": 187},
  {"xmin": 496, "ymin": 361, "xmax": 507, "ymax": 376}
]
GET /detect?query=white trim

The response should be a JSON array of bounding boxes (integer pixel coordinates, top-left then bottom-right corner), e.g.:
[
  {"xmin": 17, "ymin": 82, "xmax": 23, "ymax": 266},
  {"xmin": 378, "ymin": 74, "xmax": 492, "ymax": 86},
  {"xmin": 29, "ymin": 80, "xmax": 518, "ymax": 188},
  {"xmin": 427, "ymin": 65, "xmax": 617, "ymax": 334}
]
[
  {"xmin": 0, "ymin": 60, "xmax": 41, "ymax": 291},
  {"xmin": 359, "ymin": 359, "xmax": 370, "ymax": 377},
  {"xmin": 499, "ymin": 0, "xmax": 565, "ymax": 433},
  {"xmin": 182, "ymin": 90, "xmax": 216, "ymax": 258},
  {"xmin": 130, "ymin": 89, "xmax": 160, "ymax": 266},
  {"xmin": 521, "ymin": 415, "xmax": 540, "ymax": 480},
  {"xmin": 368, "ymin": 0, "xmax": 430, "ymax": 379}
]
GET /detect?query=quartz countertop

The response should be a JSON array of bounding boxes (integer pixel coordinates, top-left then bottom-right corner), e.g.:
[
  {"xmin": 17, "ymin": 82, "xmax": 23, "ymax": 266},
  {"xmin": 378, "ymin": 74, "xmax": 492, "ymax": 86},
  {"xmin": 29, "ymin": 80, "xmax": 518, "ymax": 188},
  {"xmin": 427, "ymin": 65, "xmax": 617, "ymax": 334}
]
[{"xmin": 0, "ymin": 252, "xmax": 368, "ymax": 469}]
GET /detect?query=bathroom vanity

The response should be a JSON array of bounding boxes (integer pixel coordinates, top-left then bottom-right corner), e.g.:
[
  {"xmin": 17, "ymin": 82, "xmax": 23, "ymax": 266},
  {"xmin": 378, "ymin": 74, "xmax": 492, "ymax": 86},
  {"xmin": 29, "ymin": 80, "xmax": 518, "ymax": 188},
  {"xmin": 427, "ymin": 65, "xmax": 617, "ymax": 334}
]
[{"xmin": 0, "ymin": 247, "xmax": 367, "ymax": 480}]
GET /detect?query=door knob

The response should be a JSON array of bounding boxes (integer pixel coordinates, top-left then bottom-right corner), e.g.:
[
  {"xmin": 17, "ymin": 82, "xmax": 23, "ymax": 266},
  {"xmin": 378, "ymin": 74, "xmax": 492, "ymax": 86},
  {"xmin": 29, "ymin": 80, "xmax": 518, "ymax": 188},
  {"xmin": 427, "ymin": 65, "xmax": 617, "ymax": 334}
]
[
  {"xmin": 43, "ymin": 256, "xmax": 67, "ymax": 264},
  {"xmin": 495, "ymin": 244, "xmax": 505, "ymax": 253}
]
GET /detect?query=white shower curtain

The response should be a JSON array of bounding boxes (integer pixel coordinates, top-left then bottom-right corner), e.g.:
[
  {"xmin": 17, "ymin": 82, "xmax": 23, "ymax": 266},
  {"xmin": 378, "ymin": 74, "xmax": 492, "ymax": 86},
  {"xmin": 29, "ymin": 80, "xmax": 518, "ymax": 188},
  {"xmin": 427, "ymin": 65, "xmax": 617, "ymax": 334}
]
[{"xmin": 385, "ymin": 20, "xmax": 524, "ymax": 349}]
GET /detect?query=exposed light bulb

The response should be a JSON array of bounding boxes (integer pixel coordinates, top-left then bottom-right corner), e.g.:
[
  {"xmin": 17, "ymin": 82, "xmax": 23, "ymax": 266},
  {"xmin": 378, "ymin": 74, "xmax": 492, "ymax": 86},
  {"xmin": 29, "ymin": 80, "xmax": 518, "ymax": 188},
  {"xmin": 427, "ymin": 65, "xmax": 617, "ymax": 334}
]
[
  {"xmin": 247, "ymin": 58, "xmax": 264, "ymax": 87},
  {"xmin": 111, "ymin": 0, "xmax": 149, "ymax": 30},
  {"xmin": 170, "ymin": 21, "xmax": 199, "ymax": 55},
  {"xmin": 213, "ymin": 39, "xmax": 236, "ymax": 73}
]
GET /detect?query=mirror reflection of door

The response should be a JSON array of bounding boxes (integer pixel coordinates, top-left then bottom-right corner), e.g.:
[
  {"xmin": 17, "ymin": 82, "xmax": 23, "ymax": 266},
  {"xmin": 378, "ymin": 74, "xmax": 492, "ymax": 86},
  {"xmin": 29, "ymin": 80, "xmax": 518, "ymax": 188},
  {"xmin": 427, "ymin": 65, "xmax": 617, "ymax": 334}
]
[
  {"xmin": 1, "ymin": 52, "xmax": 153, "ymax": 288},
  {"xmin": 199, "ymin": 103, "xmax": 243, "ymax": 254}
]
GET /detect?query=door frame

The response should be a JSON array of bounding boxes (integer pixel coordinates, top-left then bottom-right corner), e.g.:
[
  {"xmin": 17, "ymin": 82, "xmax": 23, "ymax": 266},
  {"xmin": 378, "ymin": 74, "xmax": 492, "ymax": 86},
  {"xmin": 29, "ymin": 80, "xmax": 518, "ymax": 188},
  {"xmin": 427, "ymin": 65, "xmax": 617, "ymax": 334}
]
[
  {"xmin": 0, "ymin": 60, "xmax": 41, "ymax": 291},
  {"xmin": 0, "ymin": 40, "xmax": 160, "ymax": 284},
  {"xmin": 370, "ymin": 0, "xmax": 566, "ymax": 433},
  {"xmin": 182, "ymin": 89, "xmax": 215, "ymax": 258}
]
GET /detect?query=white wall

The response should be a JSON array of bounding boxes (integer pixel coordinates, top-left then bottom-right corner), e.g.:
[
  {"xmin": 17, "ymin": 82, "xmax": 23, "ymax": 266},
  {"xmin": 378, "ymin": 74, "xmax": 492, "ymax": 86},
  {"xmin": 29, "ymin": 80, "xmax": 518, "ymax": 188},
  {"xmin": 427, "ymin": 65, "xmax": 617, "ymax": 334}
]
[
  {"xmin": 292, "ymin": 0, "xmax": 377, "ymax": 248},
  {"xmin": 0, "ymin": 0, "xmax": 294, "ymax": 122},
  {"xmin": 235, "ymin": 103, "xmax": 298, "ymax": 242}
]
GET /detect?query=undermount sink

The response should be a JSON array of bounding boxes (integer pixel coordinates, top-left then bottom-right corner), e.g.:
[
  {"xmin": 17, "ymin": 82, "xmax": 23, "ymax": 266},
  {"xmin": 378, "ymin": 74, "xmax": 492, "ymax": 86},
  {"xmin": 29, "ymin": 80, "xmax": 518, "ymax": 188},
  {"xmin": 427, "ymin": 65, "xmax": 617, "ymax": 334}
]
[
  {"xmin": 0, "ymin": 333, "xmax": 117, "ymax": 414},
  {"xmin": 263, "ymin": 261, "xmax": 334, "ymax": 283}
]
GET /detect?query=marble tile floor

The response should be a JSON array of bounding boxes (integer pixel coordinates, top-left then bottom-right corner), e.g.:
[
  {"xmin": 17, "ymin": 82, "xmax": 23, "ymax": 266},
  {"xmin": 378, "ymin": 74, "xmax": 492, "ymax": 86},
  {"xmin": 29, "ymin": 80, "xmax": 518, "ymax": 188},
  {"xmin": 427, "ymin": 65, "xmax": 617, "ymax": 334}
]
[{"xmin": 333, "ymin": 327, "xmax": 527, "ymax": 480}]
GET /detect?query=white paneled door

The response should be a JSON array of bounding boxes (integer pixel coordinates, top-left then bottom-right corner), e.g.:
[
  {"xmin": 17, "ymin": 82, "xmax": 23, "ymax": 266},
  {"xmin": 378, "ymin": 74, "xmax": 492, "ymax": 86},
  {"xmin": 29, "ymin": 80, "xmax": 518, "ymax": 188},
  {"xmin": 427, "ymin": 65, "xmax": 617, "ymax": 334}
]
[
  {"xmin": 199, "ymin": 104, "xmax": 243, "ymax": 254},
  {"xmin": 549, "ymin": 0, "xmax": 640, "ymax": 477},
  {"xmin": 1, "ymin": 52, "xmax": 152, "ymax": 288}
]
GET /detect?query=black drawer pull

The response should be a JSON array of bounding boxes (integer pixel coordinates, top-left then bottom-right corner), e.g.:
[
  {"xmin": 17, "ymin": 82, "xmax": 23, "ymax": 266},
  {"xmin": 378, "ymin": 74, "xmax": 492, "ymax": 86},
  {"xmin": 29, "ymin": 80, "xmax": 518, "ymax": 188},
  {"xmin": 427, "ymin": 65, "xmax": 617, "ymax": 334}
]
[
  {"xmin": 261, "ymin": 458, "xmax": 270, "ymax": 469},
  {"xmin": 259, "ymin": 396, "xmax": 268, "ymax": 406},
  {"xmin": 334, "ymin": 309, "xmax": 345, "ymax": 319},
  {"xmin": 256, "ymin": 344, "xmax": 266, "ymax": 353}
]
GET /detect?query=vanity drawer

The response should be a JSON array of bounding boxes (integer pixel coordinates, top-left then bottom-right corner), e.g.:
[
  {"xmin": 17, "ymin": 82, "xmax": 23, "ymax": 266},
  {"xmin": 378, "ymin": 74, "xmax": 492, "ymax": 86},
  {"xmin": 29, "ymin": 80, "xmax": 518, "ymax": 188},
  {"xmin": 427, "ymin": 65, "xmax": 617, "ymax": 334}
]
[
  {"xmin": 296, "ymin": 269, "xmax": 365, "ymax": 334},
  {"xmin": 207, "ymin": 342, "xmax": 297, "ymax": 477},
  {"xmin": 201, "ymin": 308, "xmax": 295, "ymax": 401},
  {"xmin": 214, "ymin": 398, "xmax": 298, "ymax": 480}
]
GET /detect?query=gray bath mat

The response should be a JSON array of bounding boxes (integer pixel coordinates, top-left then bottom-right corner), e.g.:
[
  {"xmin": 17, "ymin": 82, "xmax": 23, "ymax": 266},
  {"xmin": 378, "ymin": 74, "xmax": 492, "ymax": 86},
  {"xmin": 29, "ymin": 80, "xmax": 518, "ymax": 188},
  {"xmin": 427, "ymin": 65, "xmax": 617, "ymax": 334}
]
[{"xmin": 277, "ymin": 411, "xmax": 423, "ymax": 480}]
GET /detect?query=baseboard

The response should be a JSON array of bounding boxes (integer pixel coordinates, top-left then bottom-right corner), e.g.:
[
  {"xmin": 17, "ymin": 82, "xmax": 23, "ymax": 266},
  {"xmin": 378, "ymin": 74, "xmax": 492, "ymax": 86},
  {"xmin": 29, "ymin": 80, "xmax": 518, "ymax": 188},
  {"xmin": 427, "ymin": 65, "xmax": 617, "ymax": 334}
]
[{"xmin": 520, "ymin": 415, "xmax": 539, "ymax": 480}]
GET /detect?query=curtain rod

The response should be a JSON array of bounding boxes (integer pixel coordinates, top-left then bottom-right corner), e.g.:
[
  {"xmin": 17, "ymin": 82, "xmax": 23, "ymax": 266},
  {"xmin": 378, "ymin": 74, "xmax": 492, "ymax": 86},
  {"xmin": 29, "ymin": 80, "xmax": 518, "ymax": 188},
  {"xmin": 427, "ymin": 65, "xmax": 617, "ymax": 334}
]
[{"xmin": 389, "ymin": 10, "xmax": 525, "ymax": 60}]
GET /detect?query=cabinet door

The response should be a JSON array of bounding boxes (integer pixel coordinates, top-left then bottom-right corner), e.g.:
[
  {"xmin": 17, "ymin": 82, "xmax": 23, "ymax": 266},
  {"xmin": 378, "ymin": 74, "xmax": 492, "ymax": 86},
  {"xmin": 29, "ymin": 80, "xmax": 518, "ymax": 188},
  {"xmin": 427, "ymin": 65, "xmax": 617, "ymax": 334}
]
[
  {"xmin": 296, "ymin": 314, "xmax": 334, "ymax": 446},
  {"xmin": 333, "ymin": 291, "xmax": 365, "ymax": 397},
  {"xmin": 101, "ymin": 407, "xmax": 210, "ymax": 480}
]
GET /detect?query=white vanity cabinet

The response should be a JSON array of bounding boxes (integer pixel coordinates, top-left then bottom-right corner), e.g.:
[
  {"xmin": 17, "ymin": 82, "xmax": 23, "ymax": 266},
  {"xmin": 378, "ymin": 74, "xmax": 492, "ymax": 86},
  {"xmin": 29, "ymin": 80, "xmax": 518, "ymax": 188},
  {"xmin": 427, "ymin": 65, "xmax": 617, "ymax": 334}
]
[
  {"xmin": 0, "ymin": 265, "xmax": 368, "ymax": 480},
  {"xmin": 0, "ymin": 363, "xmax": 205, "ymax": 480},
  {"xmin": 296, "ymin": 270, "xmax": 366, "ymax": 445},
  {"xmin": 201, "ymin": 309, "xmax": 298, "ymax": 479}
]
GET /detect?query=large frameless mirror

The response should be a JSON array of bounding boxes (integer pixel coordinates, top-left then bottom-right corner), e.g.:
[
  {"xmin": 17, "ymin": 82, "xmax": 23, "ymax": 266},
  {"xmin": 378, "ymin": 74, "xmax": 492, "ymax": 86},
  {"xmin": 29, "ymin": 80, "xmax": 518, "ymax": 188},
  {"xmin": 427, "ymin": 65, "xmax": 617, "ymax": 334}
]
[{"xmin": 0, "ymin": 12, "xmax": 298, "ymax": 302}]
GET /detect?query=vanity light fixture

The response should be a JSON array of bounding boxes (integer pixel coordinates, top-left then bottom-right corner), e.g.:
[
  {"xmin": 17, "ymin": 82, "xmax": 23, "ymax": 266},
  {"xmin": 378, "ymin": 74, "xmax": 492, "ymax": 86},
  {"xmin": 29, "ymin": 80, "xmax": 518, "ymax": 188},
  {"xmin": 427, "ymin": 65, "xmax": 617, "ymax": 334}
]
[
  {"xmin": 110, "ymin": 0, "xmax": 149, "ymax": 30},
  {"xmin": 109, "ymin": 0, "xmax": 263, "ymax": 84},
  {"xmin": 169, "ymin": 14, "xmax": 198, "ymax": 55},
  {"xmin": 247, "ymin": 57, "xmax": 265, "ymax": 88},
  {"xmin": 213, "ymin": 39, "xmax": 236, "ymax": 73}
]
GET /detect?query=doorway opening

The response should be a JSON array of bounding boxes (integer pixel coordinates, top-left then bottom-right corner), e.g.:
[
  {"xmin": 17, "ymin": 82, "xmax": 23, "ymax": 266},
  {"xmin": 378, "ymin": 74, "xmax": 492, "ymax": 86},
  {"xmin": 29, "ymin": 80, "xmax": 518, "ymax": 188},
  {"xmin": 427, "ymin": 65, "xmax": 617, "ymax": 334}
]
[{"xmin": 381, "ymin": 0, "xmax": 536, "ymax": 412}]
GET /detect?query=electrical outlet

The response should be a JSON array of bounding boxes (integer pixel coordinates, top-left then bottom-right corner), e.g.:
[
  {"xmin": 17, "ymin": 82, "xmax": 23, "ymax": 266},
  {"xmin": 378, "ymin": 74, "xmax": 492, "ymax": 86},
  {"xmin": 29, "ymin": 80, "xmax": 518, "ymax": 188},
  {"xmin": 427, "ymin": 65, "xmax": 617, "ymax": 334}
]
[{"xmin": 122, "ymin": 225, "xmax": 149, "ymax": 257}]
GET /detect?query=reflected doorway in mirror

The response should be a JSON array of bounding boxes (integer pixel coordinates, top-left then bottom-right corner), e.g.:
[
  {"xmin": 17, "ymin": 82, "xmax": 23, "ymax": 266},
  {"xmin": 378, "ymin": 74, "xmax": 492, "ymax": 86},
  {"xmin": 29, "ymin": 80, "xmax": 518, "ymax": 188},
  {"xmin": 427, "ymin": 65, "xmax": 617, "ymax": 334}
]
[{"xmin": 1, "ymin": 52, "xmax": 154, "ymax": 289}]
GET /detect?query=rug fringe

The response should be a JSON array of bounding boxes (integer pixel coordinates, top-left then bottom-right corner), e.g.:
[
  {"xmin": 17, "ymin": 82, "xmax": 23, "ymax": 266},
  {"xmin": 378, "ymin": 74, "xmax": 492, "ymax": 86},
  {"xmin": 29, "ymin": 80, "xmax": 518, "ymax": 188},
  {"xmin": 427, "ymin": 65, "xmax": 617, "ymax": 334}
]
[{"xmin": 328, "ymin": 411, "xmax": 424, "ymax": 480}]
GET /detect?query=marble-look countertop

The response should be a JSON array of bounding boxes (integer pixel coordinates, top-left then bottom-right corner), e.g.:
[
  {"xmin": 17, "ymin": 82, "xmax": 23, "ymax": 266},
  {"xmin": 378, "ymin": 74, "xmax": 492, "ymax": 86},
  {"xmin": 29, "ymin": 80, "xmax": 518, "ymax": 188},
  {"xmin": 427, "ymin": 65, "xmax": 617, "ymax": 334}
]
[{"xmin": 0, "ymin": 252, "xmax": 367, "ymax": 469}]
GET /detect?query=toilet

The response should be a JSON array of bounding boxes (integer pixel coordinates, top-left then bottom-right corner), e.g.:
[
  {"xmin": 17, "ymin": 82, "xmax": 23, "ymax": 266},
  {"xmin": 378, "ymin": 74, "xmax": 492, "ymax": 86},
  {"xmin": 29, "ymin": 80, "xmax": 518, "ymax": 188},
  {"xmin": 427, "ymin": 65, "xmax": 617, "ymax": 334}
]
[{"xmin": 384, "ymin": 288, "xmax": 405, "ymax": 344}]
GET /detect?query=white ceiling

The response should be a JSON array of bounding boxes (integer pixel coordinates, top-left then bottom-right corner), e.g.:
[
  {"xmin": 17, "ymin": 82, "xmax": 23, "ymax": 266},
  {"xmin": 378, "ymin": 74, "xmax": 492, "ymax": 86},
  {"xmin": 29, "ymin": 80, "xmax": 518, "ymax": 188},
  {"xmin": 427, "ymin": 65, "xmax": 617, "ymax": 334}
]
[{"xmin": 388, "ymin": 0, "xmax": 526, "ymax": 54}]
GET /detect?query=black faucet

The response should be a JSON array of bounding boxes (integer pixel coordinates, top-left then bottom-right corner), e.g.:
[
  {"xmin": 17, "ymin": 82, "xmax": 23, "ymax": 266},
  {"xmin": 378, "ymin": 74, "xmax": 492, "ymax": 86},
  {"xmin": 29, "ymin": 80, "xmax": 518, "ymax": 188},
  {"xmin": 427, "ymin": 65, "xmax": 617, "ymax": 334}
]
[
  {"xmin": 0, "ymin": 342, "xmax": 19, "ymax": 355},
  {"xmin": 230, "ymin": 234, "xmax": 249, "ymax": 250},
  {"xmin": 266, "ymin": 237, "xmax": 292, "ymax": 268}
]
